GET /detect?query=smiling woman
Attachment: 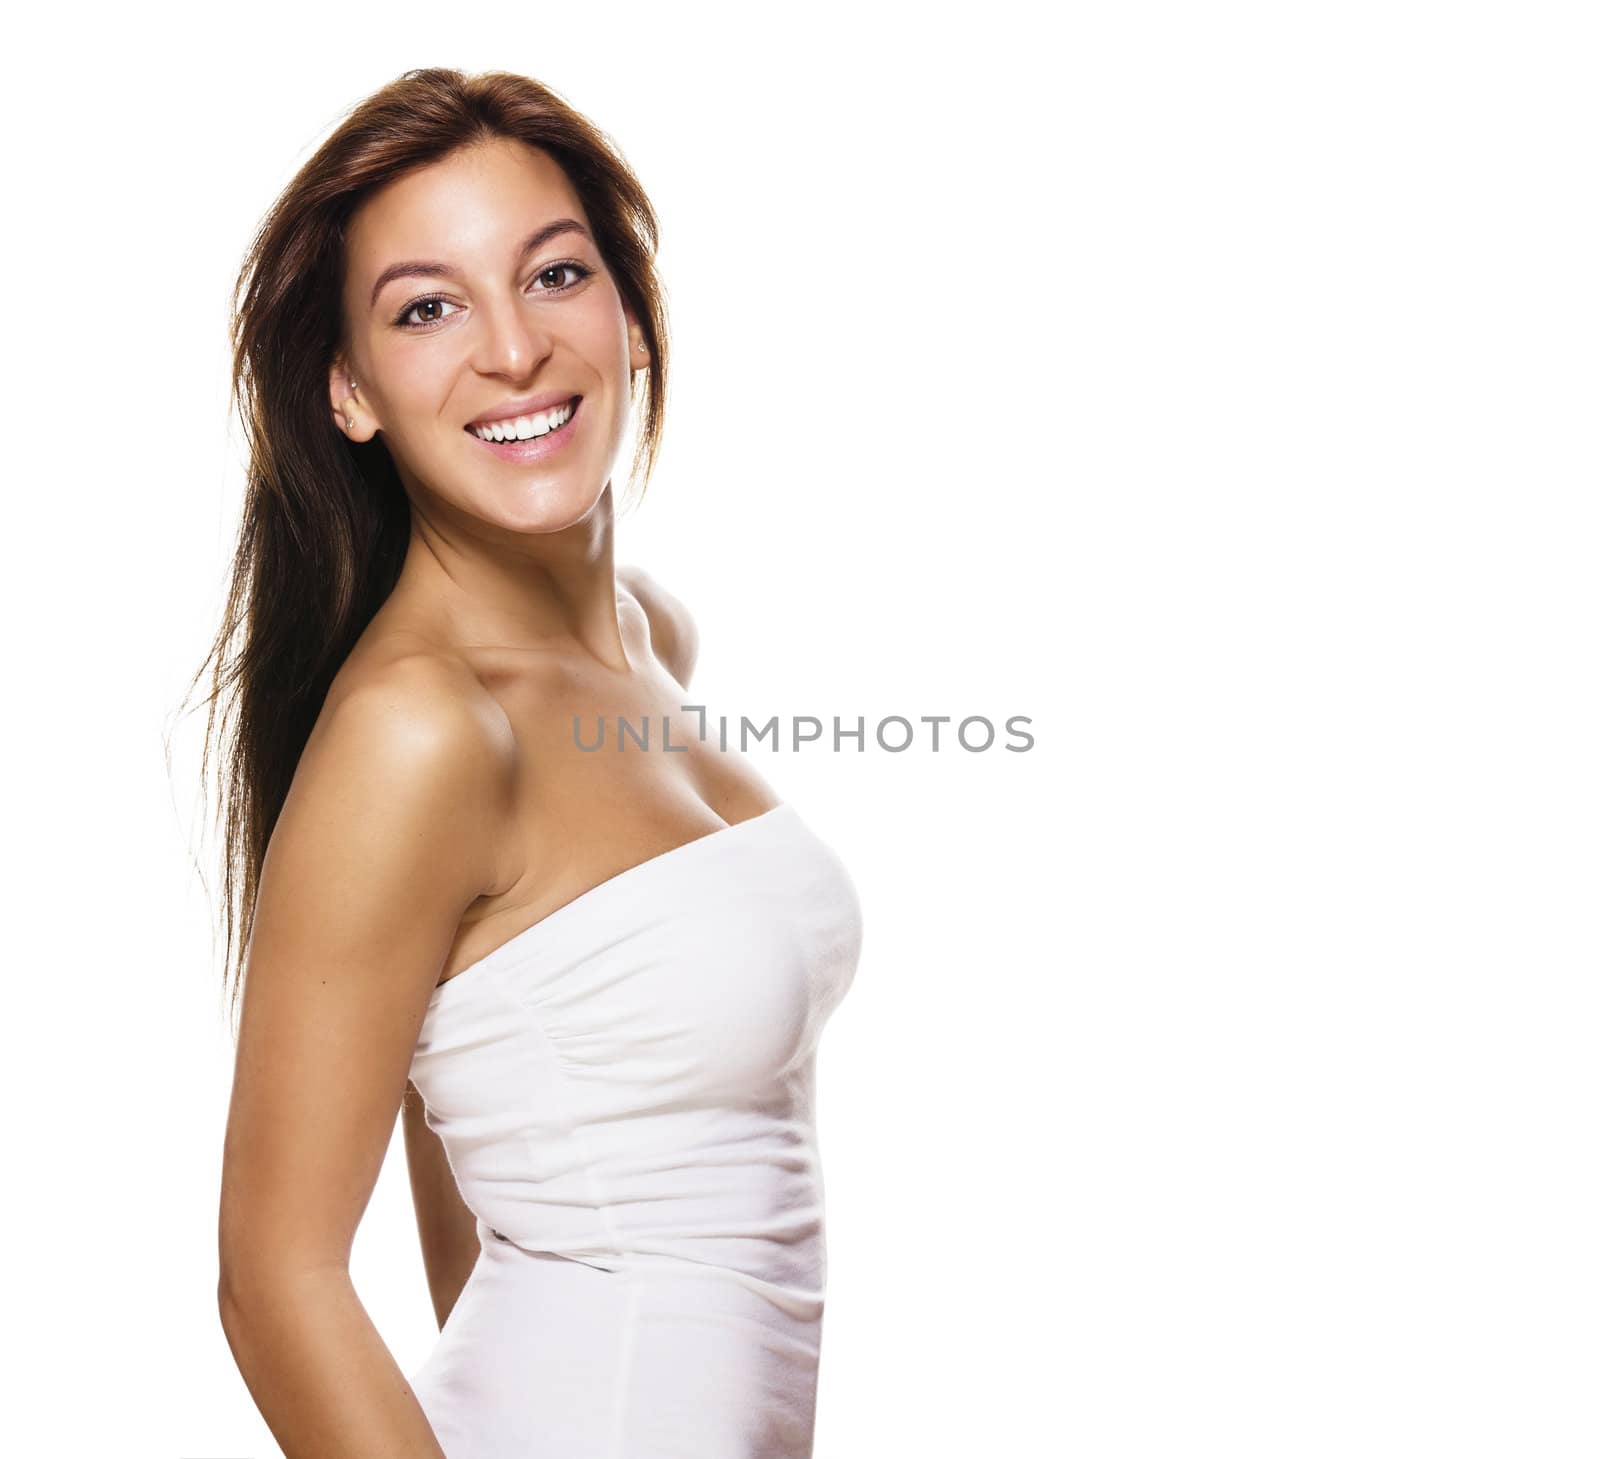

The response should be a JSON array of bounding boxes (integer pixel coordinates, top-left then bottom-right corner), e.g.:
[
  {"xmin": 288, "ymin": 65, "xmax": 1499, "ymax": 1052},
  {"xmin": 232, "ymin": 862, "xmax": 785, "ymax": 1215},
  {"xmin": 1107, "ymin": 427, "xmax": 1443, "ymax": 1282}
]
[
  {"xmin": 190, "ymin": 66, "xmax": 863, "ymax": 1459},
  {"xmin": 331, "ymin": 136, "xmax": 658, "ymax": 534}
]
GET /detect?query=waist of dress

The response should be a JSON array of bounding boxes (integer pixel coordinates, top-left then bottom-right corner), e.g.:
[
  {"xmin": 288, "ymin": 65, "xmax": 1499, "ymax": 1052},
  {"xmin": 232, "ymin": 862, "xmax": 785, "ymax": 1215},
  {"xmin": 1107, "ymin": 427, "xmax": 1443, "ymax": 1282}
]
[{"xmin": 474, "ymin": 1227, "xmax": 829, "ymax": 1325}]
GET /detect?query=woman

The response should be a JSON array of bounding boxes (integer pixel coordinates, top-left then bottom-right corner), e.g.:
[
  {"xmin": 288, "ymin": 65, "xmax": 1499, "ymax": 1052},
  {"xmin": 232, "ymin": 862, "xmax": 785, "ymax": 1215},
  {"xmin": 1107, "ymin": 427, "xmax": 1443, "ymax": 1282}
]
[{"xmin": 204, "ymin": 68, "xmax": 863, "ymax": 1457}]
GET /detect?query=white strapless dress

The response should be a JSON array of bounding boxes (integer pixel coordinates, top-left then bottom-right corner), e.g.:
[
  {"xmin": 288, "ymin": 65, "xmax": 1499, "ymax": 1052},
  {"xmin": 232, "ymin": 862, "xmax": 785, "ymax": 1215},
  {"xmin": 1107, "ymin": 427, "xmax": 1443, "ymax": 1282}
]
[{"xmin": 406, "ymin": 802, "xmax": 863, "ymax": 1458}]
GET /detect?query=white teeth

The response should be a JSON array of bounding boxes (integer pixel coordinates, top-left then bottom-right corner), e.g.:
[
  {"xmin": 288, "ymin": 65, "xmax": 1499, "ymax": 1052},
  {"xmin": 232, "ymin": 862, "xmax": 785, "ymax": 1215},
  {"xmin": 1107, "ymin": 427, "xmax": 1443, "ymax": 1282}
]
[{"xmin": 471, "ymin": 399, "xmax": 575, "ymax": 442}]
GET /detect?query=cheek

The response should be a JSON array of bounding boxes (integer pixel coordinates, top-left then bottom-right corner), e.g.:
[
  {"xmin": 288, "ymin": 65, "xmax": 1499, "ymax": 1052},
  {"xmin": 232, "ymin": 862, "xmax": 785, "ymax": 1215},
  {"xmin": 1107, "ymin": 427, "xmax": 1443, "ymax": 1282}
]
[
  {"xmin": 567, "ymin": 287, "xmax": 629, "ymax": 359},
  {"xmin": 382, "ymin": 347, "xmax": 456, "ymax": 411},
  {"xmin": 364, "ymin": 347, "xmax": 466, "ymax": 456}
]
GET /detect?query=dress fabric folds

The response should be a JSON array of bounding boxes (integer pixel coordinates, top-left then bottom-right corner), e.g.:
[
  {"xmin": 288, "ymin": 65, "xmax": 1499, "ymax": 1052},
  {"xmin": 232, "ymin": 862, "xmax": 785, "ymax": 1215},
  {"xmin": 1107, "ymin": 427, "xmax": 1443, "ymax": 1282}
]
[{"xmin": 406, "ymin": 802, "xmax": 863, "ymax": 1458}]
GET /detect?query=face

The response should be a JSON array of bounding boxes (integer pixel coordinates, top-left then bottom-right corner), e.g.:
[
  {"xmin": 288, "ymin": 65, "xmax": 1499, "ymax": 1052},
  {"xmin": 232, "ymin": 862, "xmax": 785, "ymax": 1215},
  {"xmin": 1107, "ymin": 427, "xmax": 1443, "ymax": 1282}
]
[{"xmin": 332, "ymin": 137, "xmax": 645, "ymax": 532}]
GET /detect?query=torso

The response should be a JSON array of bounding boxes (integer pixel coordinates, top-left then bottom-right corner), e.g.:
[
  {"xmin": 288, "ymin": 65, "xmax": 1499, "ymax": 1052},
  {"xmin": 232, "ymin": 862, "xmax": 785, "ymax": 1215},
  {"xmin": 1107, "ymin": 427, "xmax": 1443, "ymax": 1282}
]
[{"xmin": 326, "ymin": 580, "xmax": 781, "ymax": 989}]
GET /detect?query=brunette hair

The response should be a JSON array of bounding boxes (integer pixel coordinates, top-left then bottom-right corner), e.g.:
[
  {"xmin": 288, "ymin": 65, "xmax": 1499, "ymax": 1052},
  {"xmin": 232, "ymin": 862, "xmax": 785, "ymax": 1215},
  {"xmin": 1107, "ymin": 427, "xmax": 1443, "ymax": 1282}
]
[{"xmin": 179, "ymin": 68, "xmax": 670, "ymax": 1024}]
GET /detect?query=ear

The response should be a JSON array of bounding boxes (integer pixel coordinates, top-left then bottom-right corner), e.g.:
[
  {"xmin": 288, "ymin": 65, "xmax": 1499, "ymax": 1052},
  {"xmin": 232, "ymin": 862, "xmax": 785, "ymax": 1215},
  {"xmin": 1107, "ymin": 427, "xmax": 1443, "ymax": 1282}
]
[
  {"xmin": 624, "ymin": 308, "xmax": 649, "ymax": 372},
  {"xmin": 328, "ymin": 356, "xmax": 374, "ymax": 442}
]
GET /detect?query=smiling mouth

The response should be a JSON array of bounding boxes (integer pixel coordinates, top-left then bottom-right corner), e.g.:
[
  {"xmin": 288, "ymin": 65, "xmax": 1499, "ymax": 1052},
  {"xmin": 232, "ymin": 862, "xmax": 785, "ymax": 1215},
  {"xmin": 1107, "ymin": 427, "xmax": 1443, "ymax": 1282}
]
[{"xmin": 465, "ymin": 395, "xmax": 581, "ymax": 443}]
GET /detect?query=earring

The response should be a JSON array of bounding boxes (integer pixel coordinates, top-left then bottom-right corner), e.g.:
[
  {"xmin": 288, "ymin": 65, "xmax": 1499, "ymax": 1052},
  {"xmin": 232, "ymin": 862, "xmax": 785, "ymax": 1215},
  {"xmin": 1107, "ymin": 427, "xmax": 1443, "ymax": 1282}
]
[{"xmin": 635, "ymin": 342, "xmax": 646, "ymax": 352}]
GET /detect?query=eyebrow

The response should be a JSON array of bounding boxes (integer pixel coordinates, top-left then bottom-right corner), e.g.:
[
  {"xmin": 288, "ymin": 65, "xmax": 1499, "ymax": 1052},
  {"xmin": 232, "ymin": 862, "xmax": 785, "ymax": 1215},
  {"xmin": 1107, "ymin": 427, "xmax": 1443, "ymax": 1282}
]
[{"xmin": 368, "ymin": 218, "xmax": 593, "ymax": 309}]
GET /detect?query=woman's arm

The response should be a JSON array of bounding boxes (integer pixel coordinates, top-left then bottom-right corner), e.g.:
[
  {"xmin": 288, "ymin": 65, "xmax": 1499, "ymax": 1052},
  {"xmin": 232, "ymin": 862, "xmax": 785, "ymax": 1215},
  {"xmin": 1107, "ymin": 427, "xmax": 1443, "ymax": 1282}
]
[
  {"xmin": 217, "ymin": 654, "xmax": 514, "ymax": 1457},
  {"xmin": 401, "ymin": 1078, "xmax": 482, "ymax": 1329}
]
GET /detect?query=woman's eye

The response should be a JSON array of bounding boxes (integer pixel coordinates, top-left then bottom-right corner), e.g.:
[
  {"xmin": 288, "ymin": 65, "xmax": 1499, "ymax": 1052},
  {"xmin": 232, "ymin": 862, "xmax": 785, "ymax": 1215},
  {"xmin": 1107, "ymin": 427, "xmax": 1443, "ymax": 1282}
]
[
  {"xmin": 393, "ymin": 262, "xmax": 592, "ymax": 330},
  {"xmin": 396, "ymin": 296, "xmax": 461, "ymax": 329},
  {"xmin": 532, "ymin": 261, "xmax": 593, "ymax": 292}
]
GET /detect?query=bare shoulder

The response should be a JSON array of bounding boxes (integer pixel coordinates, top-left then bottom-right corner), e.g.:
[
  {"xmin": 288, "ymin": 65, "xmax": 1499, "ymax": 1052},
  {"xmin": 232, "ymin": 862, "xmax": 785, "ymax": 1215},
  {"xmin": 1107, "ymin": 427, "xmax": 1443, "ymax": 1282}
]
[
  {"xmin": 219, "ymin": 646, "xmax": 519, "ymax": 1290},
  {"xmin": 618, "ymin": 563, "xmax": 701, "ymax": 690},
  {"xmin": 278, "ymin": 642, "xmax": 522, "ymax": 942},
  {"xmin": 317, "ymin": 640, "xmax": 516, "ymax": 779}
]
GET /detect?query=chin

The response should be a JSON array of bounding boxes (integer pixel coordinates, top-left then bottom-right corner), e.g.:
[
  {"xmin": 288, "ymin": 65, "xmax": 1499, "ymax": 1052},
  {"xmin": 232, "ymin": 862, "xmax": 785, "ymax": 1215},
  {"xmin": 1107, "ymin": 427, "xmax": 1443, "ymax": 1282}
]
[{"xmin": 489, "ymin": 477, "xmax": 611, "ymax": 534}]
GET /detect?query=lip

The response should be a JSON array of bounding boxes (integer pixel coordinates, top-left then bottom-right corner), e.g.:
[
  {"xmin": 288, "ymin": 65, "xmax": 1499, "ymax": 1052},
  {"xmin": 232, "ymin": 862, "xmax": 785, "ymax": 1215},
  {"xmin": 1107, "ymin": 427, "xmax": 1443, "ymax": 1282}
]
[
  {"xmin": 466, "ymin": 395, "xmax": 583, "ymax": 464},
  {"xmin": 465, "ymin": 391, "xmax": 582, "ymax": 430}
]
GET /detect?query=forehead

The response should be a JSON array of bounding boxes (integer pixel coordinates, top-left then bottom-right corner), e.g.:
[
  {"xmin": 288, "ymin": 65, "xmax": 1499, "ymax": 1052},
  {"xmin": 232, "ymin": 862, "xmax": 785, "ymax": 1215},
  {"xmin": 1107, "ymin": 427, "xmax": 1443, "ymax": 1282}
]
[{"xmin": 345, "ymin": 138, "xmax": 589, "ymax": 273}]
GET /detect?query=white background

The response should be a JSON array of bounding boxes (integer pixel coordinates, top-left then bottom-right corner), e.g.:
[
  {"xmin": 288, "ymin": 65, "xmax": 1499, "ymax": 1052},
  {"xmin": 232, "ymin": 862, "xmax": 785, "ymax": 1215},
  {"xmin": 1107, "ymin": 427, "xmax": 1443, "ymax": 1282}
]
[{"xmin": 4, "ymin": 2, "xmax": 1596, "ymax": 1455}]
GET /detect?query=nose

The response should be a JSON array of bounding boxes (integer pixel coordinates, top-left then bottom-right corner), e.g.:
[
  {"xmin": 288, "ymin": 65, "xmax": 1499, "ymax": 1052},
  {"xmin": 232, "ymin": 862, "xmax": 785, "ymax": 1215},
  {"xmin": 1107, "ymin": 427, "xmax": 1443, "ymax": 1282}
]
[{"xmin": 470, "ymin": 291, "xmax": 555, "ymax": 380}]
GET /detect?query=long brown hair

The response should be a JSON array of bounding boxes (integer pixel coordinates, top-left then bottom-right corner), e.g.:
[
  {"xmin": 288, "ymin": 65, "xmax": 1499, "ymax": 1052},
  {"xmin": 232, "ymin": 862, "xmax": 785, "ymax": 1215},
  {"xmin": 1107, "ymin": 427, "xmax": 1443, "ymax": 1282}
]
[{"xmin": 179, "ymin": 68, "xmax": 671, "ymax": 1027}]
